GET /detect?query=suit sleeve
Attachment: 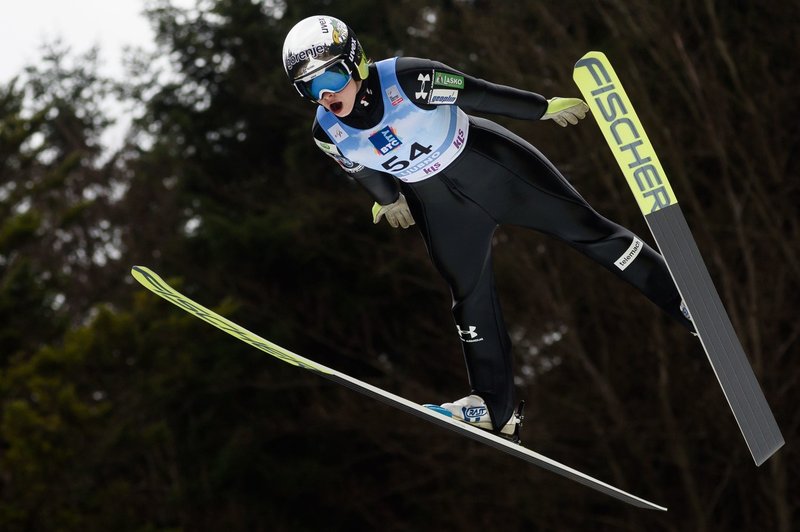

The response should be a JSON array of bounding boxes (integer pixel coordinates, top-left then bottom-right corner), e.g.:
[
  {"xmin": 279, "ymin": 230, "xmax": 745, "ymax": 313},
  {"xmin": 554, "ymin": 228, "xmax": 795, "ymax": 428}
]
[
  {"xmin": 312, "ymin": 120, "xmax": 401, "ymax": 205},
  {"xmin": 395, "ymin": 56, "xmax": 549, "ymax": 120}
]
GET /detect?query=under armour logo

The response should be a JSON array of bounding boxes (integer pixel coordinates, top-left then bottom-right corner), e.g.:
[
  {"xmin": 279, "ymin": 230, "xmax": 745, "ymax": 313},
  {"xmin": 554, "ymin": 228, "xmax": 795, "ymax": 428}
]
[
  {"xmin": 416, "ymin": 73, "xmax": 430, "ymax": 99},
  {"xmin": 457, "ymin": 325, "xmax": 478, "ymax": 339}
]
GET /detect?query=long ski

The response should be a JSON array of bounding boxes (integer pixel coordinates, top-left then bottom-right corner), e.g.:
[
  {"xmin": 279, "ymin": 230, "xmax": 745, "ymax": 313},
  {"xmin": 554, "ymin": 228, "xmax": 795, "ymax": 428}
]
[
  {"xmin": 573, "ymin": 51, "xmax": 784, "ymax": 466},
  {"xmin": 131, "ymin": 265, "xmax": 666, "ymax": 511}
]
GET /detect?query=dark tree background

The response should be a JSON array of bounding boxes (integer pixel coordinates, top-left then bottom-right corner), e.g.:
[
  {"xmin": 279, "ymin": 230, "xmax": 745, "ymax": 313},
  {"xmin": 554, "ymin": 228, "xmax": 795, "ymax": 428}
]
[{"xmin": 1, "ymin": 1, "xmax": 797, "ymax": 530}]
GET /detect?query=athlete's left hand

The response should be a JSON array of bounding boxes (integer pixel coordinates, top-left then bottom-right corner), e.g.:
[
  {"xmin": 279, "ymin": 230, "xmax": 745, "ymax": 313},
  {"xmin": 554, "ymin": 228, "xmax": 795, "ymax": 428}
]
[
  {"xmin": 372, "ymin": 193, "xmax": 416, "ymax": 229},
  {"xmin": 541, "ymin": 97, "xmax": 590, "ymax": 127}
]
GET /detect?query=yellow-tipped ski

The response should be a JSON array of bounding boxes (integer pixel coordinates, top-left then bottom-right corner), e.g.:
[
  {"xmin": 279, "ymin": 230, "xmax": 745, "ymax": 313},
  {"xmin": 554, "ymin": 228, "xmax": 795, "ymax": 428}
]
[
  {"xmin": 573, "ymin": 51, "xmax": 677, "ymax": 216},
  {"xmin": 573, "ymin": 52, "xmax": 784, "ymax": 466},
  {"xmin": 131, "ymin": 265, "xmax": 668, "ymax": 510},
  {"xmin": 131, "ymin": 266, "xmax": 332, "ymax": 374}
]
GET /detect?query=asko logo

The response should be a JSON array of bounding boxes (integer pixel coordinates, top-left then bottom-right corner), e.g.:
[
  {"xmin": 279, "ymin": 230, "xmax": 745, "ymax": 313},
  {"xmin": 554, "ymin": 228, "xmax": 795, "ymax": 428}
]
[{"xmin": 368, "ymin": 126, "xmax": 402, "ymax": 155}]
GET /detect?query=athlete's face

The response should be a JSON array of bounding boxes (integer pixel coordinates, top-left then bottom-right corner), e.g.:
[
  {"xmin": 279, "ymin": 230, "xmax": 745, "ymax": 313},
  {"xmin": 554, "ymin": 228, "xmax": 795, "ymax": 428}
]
[{"xmin": 318, "ymin": 79, "xmax": 361, "ymax": 117}]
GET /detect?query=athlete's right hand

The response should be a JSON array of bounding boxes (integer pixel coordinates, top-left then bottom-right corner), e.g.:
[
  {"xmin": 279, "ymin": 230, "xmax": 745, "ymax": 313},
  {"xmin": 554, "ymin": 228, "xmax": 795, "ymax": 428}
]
[
  {"xmin": 372, "ymin": 193, "xmax": 415, "ymax": 229},
  {"xmin": 541, "ymin": 97, "xmax": 590, "ymax": 127}
]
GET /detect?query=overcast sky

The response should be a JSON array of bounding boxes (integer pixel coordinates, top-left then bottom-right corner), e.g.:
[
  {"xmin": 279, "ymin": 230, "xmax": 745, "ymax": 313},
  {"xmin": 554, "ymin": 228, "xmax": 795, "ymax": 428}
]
[
  {"xmin": 2, "ymin": 1, "xmax": 196, "ymax": 152},
  {"xmin": 1, "ymin": 0, "xmax": 193, "ymax": 83}
]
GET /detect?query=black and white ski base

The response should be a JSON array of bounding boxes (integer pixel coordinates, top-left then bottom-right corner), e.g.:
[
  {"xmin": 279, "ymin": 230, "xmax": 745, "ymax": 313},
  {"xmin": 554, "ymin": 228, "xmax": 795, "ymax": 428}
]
[{"xmin": 649, "ymin": 205, "xmax": 784, "ymax": 465}]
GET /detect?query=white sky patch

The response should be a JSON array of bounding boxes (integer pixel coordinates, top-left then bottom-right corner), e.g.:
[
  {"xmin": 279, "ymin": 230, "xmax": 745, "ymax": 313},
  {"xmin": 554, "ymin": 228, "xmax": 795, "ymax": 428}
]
[
  {"xmin": 1, "ymin": 0, "xmax": 195, "ymax": 153},
  {"xmin": 1, "ymin": 1, "xmax": 194, "ymax": 83}
]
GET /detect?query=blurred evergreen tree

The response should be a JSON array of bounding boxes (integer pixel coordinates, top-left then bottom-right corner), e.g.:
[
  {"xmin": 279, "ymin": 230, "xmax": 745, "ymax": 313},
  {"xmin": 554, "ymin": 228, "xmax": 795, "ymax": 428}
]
[{"xmin": 0, "ymin": 44, "xmax": 117, "ymax": 363}]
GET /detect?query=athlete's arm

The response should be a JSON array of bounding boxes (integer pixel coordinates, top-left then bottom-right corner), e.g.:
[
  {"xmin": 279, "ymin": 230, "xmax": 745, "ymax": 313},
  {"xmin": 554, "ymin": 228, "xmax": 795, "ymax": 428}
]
[
  {"xmin": 312, "ymin": 120, "xmax": 401, "ymax": 205},
  {"xmin": 395, "ymin": 56, "xmax": 549, "ymax": 120}
]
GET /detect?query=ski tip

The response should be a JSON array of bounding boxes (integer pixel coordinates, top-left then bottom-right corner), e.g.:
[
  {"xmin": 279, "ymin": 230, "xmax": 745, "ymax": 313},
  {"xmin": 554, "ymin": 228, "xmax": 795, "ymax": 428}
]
[
  {"xmin": 131, "ymin": 265, "xmax": 148, "ymax": 281},
  {"xmin": 130, "ymin": 266, "xmax": 163, "ymax": 288},
  {"xmin": 131, "ymin": 265, "xmax": 159, "ymax": 278},
  {"xmin": 574, "ymin": 50, "xmax": 607, "ymax": 67}
]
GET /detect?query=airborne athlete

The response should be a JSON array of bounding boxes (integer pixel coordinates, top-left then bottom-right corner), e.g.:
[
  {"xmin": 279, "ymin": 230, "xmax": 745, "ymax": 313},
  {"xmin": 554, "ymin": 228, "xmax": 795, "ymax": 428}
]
[{"xmin": 281, "ymin": 16, "xmax": 695, "ymax": 438}]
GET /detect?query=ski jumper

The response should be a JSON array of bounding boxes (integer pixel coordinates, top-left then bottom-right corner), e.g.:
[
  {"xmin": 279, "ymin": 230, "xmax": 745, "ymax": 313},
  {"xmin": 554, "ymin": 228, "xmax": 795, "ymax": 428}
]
[{"xmin": 312, "ymin": 57, "xmax": 693, "ymax": 431}]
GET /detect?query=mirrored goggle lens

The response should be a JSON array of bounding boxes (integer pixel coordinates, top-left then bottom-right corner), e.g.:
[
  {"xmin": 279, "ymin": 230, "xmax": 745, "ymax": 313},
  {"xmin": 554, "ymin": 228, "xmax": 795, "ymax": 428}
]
[{"xmin": 296, "ymin": 64, "xmax": 351, "ymax": 100}]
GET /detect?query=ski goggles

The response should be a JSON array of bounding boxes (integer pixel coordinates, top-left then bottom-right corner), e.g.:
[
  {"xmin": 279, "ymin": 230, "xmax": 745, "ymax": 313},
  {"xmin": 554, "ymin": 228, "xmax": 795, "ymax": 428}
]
[{"xmin": 294, "ymin": 61, "xmax": 353, "ymax": 101}]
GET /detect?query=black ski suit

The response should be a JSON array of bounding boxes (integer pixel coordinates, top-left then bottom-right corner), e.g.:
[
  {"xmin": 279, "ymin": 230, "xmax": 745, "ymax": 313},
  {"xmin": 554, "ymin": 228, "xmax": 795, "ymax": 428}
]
[{"xmin": 311, "ymin": 57, "xmax": 693, "ymax": 431}]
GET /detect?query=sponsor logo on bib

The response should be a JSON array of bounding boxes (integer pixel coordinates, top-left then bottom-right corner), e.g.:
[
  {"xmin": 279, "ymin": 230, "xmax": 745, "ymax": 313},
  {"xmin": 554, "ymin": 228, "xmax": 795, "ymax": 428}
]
[
  {"xmin": 433, "ymin": 71, "xmax": 465, "ymax": 89},
  {"xmin": 428, "ymin": 89, "xmax": 458, "ymax": 105},
  {"xmin": 368, "ymin": 126, "xmax": 402, "ymax": 155},
  {"xmin": 327, "ymin": 123, "xmax": 348, "ymax": 142},
  {"xmin": 386, "ymin": 85, "xmax": 404, "ymax": 107}
]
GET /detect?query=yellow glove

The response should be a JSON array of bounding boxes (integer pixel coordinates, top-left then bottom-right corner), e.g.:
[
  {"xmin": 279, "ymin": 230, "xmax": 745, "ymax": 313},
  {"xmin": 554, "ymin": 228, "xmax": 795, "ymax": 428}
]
[
  {"xmin": 541, "ymin": 97, "xmax": 590, "ymax": 127},
  {"xmin": 372, "ymin": 193, "xmax": 415, "ymax": 229}
]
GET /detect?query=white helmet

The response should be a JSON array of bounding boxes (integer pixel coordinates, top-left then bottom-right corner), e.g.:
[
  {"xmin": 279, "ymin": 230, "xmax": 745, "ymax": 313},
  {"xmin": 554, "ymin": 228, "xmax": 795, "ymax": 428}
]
[{"xmin": 282, "ymin": 15, "xmax": 369, "ymax": 100}]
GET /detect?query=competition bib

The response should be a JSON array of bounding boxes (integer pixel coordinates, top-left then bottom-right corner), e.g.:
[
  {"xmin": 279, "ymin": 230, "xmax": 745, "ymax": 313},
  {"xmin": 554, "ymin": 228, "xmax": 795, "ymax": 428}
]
[{"xmin": 316, "ymin": 58, "xmax": 469, "ymax": 183}]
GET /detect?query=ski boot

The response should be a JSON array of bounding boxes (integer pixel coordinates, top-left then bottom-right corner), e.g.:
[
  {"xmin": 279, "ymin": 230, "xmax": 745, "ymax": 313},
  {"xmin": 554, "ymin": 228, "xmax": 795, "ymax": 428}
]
[{"xmin": 424, "ymin": 395, "xmax": 525, "ymax": 444}]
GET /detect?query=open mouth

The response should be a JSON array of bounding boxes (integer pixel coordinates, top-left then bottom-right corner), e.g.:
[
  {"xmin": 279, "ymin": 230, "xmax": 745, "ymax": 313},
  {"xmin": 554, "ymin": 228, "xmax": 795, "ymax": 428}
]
[{"xmin": 330, "ymin": 101, "xmax": 344, "ymax": 114}]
